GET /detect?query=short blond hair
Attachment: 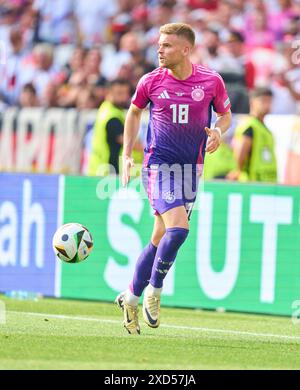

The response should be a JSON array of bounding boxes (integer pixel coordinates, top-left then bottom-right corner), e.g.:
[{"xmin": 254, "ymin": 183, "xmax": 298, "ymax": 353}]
[{"xmin": 159, "ymin": 23, "xmax": 196, "ymax": 47}]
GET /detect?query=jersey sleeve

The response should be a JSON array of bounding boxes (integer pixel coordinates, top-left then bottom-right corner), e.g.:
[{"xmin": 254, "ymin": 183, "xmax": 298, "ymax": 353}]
[
  {"xmin": 212, "ymin": 74, "xmax": 231, "ymax": 114},
  {"xmin": 131, "ymin": 74, "xmax": 150, "ymax": 109},
  {"xmin": 243, "ymin": 126, "xmax": 254, "ymax": 138}
]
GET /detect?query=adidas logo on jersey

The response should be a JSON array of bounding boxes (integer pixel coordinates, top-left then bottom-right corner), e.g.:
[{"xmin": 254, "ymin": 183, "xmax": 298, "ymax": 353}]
[{"xmin": 158, "ymin": 90, "xmax": 170, "ymax": 99}]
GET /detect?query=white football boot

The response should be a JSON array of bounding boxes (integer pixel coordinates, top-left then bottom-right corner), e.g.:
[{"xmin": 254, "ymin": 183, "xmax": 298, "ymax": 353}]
[
  {"xmin": 143, "ymin": 289, "xmax": 161, "ymax": 328},
  {"xmin": 115, "ymin": 292, "xmax": 140, "ymax": 335}
]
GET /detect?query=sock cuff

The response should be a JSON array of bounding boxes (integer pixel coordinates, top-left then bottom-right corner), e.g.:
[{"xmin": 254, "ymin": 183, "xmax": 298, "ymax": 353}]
[
  {"xmin": 125, "ymin": 289, "xmax": 140, "ymax": 305},
  {"xmin": 147, "ymin": 284, "xmax": 163, "ymax": 296},
  {"xmin": 166, "ymin": 227, "xmax": 189, "ymax": 234}
]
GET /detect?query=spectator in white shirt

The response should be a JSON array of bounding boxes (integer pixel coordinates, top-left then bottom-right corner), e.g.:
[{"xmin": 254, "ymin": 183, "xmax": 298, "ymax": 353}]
[
  {"xmin": 0, "ymin": 28, "xmax": 28, "ymax": 106},
  {"xmin": 0, "ymin": 6, "xmax": 19, "ymax": 56},
  {"xmin": 74, "ymin": 0, "xmax": 118, "ymax": 47},
  {"xmin": 271, "ymin": 39, "xmax": 300, "ymax": 114},
  {"xmin": 19, "ymin": 43, "xmax": 60, "ymax": 99},
  {"xmin": 33, "ymin": 0, "xmax": 76, "ymax": 44},
  {"xmin": 102, "ymin": 31, "xmax": 144, "ymax": 81}
]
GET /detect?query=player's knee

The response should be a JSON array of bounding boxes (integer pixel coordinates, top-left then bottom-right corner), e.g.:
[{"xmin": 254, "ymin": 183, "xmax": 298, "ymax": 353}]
[
  {"xmin": 166, "ymin": 216, "xmax": 189, "ymax": 231},
  {"xmin": 164, "ymin": 227, "xmax": 189, "ymax": 249},
  {"xmin": 151, "ymin": 229, "xmax": 165, "ymax": 247},
  {"xmin": 151, "ymin": 237, "xmax": 161, "ymax": 247}
]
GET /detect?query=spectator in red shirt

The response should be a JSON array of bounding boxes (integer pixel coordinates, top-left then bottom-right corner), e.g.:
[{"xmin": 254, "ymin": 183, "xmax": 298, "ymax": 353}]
[{"xmin": 186, "ymin": 0, "xmax": 219, "ymax": 11}]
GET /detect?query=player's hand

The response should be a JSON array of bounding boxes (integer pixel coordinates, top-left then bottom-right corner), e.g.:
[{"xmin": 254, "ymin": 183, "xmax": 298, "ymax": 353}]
[
  {"xmin": 205, "ymin": 127, "xmax": 221, "ymax": 154},
  {"xmin": 122, "ymin": 155, "xmax": 135, "ymax": 187}
]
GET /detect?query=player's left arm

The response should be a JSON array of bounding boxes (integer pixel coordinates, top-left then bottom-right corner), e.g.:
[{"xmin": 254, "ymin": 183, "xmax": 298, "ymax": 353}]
[
  {"xmin": 205, "ymin": 74, "xmax": 232, "ymax": 153},
  {"xmin": 205, "ymin": 110, "xmax": 232, "ymax": 154}
]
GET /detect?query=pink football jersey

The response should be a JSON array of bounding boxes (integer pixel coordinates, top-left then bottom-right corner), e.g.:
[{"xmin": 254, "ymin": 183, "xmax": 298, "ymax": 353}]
[{"xmin": 132, "ymin": 64, "xmax": 231, "ymax": 167}]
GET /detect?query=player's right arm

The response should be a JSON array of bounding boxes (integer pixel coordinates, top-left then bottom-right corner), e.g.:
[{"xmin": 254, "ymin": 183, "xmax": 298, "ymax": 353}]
[
  {"xmin": 122, "ymin": 73, "xmax": 150, "ymax": 186},
  {"xmin": 122, "ymin": 103, "xmax": 143, "ymax": 187}
]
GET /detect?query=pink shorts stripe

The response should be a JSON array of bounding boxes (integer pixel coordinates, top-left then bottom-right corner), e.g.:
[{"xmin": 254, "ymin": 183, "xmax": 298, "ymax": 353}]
[
  {"xmin": 197, "ymin": 139, "xmax": 206, "ymax": 166},
  {"xmin": 147, "ymin": 169, "xmax": 158, "ymax": 209},
  {"xmin": 143, "ymin": 147, "xmax": 154, "ymax": 168}
]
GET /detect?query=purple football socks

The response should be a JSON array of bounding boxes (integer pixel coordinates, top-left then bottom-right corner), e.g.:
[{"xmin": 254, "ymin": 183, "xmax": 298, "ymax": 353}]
[
  {"xmin": 130, "ymin": 242, "xmax": 157, "ymax": 297},
  {"xmin": 129, "ymin": 228, "xmax": 189, "ymax": 299},
  {"xmin": 150, "ymin": 228, "xmax": 189, "ymax": 289}
]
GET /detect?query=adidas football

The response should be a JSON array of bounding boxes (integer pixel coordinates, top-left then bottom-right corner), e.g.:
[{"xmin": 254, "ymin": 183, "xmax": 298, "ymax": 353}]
[{"xmin": 52, "ymin": 223, "xmax": 93, "ymax": 263}]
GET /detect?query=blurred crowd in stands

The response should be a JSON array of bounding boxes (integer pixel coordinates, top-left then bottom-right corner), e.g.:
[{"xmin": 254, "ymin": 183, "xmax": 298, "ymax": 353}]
[{"xmin": 0, "ymin": 0, "xmax": 300, "ymax": 114}]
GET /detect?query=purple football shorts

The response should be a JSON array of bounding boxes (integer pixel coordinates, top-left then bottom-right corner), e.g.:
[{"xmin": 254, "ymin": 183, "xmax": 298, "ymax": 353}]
[{"xmin": 142, "ymin": 164, "xmax": 201, "ymax": 220}]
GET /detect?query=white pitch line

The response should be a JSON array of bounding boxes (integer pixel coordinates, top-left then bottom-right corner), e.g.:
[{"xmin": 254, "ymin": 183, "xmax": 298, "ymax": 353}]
[{"xmin": 7, "ymin": 311, "xmax": 300, "ymax": 342}]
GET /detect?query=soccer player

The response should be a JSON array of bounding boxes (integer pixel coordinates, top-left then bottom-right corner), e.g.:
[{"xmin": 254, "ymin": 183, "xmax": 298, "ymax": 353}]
[{"xmin": 115, "ymin": 23, "xmax": 232, "ymax": 334}]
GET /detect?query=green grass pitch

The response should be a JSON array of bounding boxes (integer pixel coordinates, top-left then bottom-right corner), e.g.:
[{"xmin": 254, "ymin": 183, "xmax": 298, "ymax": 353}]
[{"xmin": 1, "ymin": 295, "xmax": 300, "ymax": 370}]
